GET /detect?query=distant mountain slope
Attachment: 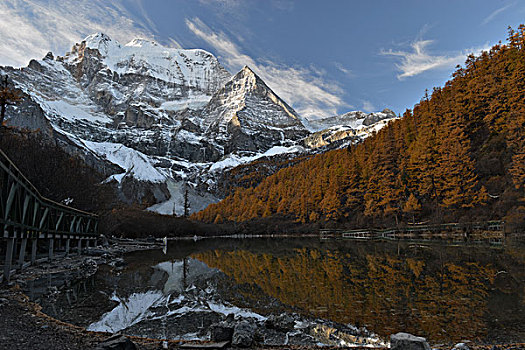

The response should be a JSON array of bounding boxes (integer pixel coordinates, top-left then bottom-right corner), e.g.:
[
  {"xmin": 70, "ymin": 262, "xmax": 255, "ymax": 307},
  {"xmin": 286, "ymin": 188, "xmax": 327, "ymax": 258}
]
[
  {"xmin": 307, "ymin": 109, "xmax": 397, "ymax": 132},
  {"xmin": 192, "ymin": 26, "xmax": 525, "ymax": 230},
  {"xmin": 304, "ymin": 109, "xmax": 398, "ymax": 149}
]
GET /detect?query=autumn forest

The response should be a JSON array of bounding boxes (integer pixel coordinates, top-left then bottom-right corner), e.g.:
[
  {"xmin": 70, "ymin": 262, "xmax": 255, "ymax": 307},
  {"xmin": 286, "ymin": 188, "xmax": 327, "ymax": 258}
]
[{"xmin": 192, "ymin": 26, "xmax": 525, "ymax": 231}]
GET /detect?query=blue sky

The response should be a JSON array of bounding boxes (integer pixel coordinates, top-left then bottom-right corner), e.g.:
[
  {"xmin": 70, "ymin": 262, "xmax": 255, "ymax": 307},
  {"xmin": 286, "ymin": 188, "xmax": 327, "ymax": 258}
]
[{"xmin": 0, "ymin": 0, "xmax": 523, "ymax": 119}]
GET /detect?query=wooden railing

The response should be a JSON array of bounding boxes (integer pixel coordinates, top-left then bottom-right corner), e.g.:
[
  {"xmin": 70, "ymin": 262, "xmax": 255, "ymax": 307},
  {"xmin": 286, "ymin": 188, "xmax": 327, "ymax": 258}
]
[{"xmin": 0, "ymin": 148, "xmax": 98, "ymax": 282}]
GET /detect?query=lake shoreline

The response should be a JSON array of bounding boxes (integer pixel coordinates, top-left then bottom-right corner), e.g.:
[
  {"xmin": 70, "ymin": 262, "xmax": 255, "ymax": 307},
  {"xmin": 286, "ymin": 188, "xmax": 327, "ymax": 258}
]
[
  {"xmin": 0, "ymin": 239, "xmax": 167, "ymax": 349},
  {"xmin": 0, "ymin": 236, "xmax": 388, "ymax": 349},
  {"xmin": 1, "ymin": 238, "xmax": 523, "ymax": 350}
]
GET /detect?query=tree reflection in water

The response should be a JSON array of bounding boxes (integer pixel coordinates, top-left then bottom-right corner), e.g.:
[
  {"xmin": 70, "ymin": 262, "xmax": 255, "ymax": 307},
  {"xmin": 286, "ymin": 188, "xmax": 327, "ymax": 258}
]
[{"xmin": 194, "ymin": 243, "xmax": 524, "ymax": 343}]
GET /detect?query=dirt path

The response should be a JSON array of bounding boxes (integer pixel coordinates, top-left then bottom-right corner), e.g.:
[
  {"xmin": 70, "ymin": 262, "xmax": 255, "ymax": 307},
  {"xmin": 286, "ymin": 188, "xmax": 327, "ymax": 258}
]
[{"xmin": 0, "ymin": 286, "xmax": 103, "ymax": 350}]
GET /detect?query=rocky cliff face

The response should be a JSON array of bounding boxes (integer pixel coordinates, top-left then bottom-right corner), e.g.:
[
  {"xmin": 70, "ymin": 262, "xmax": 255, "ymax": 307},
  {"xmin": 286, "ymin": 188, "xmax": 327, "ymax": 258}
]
[{"xmin": 1, "ymin": 33, "xmax": 396, "ymax": 215}]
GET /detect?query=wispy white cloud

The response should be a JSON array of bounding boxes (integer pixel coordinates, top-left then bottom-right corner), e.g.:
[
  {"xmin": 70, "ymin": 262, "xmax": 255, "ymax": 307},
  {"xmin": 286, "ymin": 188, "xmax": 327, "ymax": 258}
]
[
  {"xmin": 381, "ymin": 38, "xmax": 490, "ymax": 80},
  {"xmin": 198, "ymin": 0, "xmax": 244, "ymax": 8},
  {"xmin": 198, "ymin": 0, "xmax": 294, "ymax": 13},
  {"xmin": 0, "ymin": 0, "xmax": 160, "ymax": 67},
  {"xmin": 186, "ymin": 17, "xmax": 346, "ymax": 119},
  {"xmin": 271, "ymin": 0, "xmax": 295, "ymax": 12},
  {"xmin": 197, "ymin": 0, "xmax": 249, "ymax": 20},
  {"xmin": 334, "ymin": 62, "xmax": 354, "ymax": 77},
  {"xmin": 381, "ymin": 40, "xmax": 459, "ymax": 79},
  {"xmin": 361, "ymin": 100, "xmax": 376, "ymax": 113},
  {"xmin": 482, "ymin": 3, "xmax": 514, "ymax": 25},
  {"xmin": 128, "ymin": 0, "xmax": 159, "ymax": 35}
]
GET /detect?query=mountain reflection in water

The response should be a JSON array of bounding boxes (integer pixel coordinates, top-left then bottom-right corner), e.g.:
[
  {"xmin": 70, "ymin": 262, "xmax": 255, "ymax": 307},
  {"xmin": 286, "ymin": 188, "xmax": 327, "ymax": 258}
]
[
  {"xmin": 86, "ymin": 259, "xmax": 265, "ymax": 335},
  {"xmin": 27, "ymin": 238, "xmax": 524, "ymax": 344}
]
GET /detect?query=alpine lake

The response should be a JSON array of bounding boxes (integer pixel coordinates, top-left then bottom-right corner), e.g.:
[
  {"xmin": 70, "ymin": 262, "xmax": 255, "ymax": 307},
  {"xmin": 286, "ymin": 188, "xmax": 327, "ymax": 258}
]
[{"xmin": 25, "ymin": 237, "xmax": 525, "ymax": 347}]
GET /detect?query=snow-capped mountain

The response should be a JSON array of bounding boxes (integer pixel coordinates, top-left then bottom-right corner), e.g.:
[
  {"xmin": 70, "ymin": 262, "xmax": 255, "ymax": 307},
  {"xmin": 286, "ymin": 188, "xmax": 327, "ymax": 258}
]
[
  {"xmin": 307, "ymin": 109, "xmax": 397, "ymax": 132},
  {"xmin": 1, "ymin": 33, "xmax": 396, "ymax": 215},
  {"xmin": 67, "ymin": 33, "xmax": 230, "ymax": 93},
  {"xmin": 304, "ymin": 109, "xmax": 398, "ymax": 148}
]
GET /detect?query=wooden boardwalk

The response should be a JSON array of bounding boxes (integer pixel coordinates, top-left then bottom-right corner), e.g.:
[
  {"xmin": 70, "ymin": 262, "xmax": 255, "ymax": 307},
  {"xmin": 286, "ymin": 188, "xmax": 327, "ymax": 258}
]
[
  {"xmin": 320, "ymin": 221, "xmax": 505, "ymax": 244},
  {"xmin": 0, "ymin": 149, "xmax": 98, "ymax": 282}
]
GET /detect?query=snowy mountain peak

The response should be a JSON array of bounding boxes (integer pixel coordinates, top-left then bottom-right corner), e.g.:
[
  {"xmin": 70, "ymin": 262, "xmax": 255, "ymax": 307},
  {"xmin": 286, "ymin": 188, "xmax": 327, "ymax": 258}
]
[
  {"xmin": 82, "ymin": 32, "xmax": 120, "ymax": 56},
  {"xmin": 200, "ymin": 66, "xmax": 308, "ymax": 153},
  {"xmin": 61, "ymin": 33, "xmax": 231, "ymax": 94},
  {"xmin": 228, "ymin": 65, "xmax": 264, "ymax": 92},
  {"xmin": 84, "ymin": 32, "xmax": 112, "ymax": 43},
  {"xmin": 223, "ymin": 65, "xmax": 298, "ymax": 120},
  {"xmin": 82, "ymin": 34, "xmax": 161, "ymax": 55},
  {"xmin": 126, "ymin": 38, "xmax": 160, "ymax": 48},
  {"xmin": 241, "ymin": 65, "xmax": 256, "ymax": 75}
]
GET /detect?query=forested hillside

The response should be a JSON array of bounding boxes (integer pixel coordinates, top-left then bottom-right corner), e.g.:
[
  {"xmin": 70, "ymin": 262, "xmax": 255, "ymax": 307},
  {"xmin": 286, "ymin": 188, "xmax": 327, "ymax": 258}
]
[
  {"xmin": 0, "ymin": 128, "xmax": 219, "ymax": 237},
  {"xmin": 193, "ymin": 26, "xmax": 525, "ymax": 230},
  {"xmin": 0, "ymin": 128, "xmax": 114, "ymax": 212}
]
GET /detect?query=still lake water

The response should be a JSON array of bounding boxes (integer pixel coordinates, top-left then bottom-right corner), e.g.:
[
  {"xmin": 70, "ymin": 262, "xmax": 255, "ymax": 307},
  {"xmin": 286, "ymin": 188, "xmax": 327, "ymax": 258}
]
[{"xmin": 28, "ymin": 238, "xmax": 525, "ymax": 345}]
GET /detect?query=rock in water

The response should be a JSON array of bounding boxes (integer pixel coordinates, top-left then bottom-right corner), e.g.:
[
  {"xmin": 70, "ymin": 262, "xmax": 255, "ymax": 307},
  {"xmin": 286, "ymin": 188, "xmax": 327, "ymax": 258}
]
[
  {"xmin": 265, "ymin": 313, "xmax": 295, "ymax": 331},
  {"xmin": 390, "ymin": 332, "xmax": 431, "ymax": 350},
  {"xmin": 232, "ymin": 321, "xmax": 256, "ymax": 347},
  {"xmin": 95, "ymin": 334, "xmax": 137, "ymax": 350},
  {"xmin": 209, "ymin": 322, "xmax": 234, "ymax": 342}
]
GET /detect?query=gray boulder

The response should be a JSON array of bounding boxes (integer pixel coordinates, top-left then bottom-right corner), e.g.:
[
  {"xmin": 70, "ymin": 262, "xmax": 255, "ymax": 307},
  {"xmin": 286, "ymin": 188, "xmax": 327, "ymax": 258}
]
[
  {"xmin": 261, "ymin": 329, "xmax": 288, "ymax": 346},
  {"xmin": 452, "ymin": 343, "xmax": 470, "ymax": 350},
  {"xmin": 95, "ymin": 334, "xmax": 137, "ymax": 350},
  {"xmin": 390, "ymin": 332, "xmax": 431, "ymax": 350},
  {"xmin": 232, "ymin": 321, "xmax": 256, "ymax": 347}
]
